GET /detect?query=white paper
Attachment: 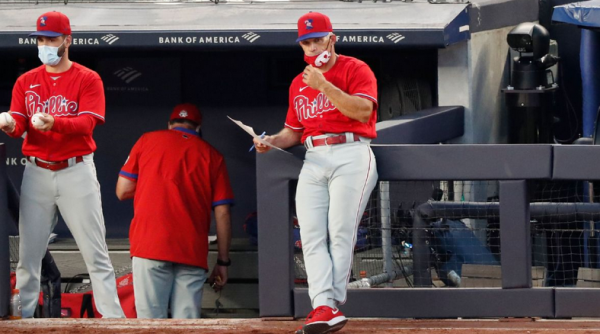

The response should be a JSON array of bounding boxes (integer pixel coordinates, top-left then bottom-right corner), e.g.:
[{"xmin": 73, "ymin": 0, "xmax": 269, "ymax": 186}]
[{"xmin": 227, "ymin": 116, "xmax": 289, "ymax": 153}]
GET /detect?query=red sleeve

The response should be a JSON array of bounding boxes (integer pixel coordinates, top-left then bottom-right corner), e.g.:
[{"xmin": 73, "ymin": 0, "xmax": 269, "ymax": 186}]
[
  {"xmin": 347, "ymin": 62, "xmax": 378, "ymax": 110},
  {"xmin": 78, "ymin": 73, "xmax": 106, "ymax": 124},
  {"xmin": 52, "ymin": 114, "xmax": 98, "ymax": 135},
  {"xmin": 284, "ymin": 81, "xmax": 304, "ymax": 132},
  {"xmin": 8, "ymin": 76, "xmax": 29, "ymax": 138},
  {"xmin": 210, "ymin": 152, "xmax": 234, "ymax": 207},
  {"xmin": 119, "ymin": 135, "xmax": 144, "ymax": 182}
]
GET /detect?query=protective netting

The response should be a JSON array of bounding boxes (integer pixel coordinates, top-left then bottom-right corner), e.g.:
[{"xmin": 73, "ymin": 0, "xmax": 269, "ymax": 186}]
[{"xmin": 293, "ymin": 180, "xmax": 600, "ymax": 288}]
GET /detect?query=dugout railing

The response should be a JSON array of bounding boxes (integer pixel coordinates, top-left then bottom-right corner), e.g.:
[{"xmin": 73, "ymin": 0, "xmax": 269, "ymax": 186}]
[{"xmin": 257, "ymin": 144, "xmax": 600, "ymax": 319}]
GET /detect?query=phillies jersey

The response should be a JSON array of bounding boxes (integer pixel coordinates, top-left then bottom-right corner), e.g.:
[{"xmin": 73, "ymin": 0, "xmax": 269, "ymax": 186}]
[
  {"xmin": 285, "ymin": 55, "xmax": 378, "ymax": 143},
  {"xmin": 9, "ymin": 62, "xmax": 105, "ymax": 161},
  {"xmin": 120, "ymin": 127, "xmax": 234, "ymax": 269}
]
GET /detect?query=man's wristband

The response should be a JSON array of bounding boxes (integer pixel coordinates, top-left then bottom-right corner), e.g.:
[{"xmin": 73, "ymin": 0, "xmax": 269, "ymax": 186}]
[{"xmin": 217, "ymin": 258, "xmax": 231, "ymax": 267}]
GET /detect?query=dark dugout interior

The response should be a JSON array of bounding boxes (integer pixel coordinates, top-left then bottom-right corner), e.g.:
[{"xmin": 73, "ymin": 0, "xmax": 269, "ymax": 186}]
[{"xmin": 0, "ymin": 46, "xmax": 438, "ymax": 238}]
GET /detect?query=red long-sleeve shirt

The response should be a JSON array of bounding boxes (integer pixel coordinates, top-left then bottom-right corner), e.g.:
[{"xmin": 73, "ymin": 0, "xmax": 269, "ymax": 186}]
[{"xmin": 9, "ymin": 62, "xmax": 105, "ymax": 161}]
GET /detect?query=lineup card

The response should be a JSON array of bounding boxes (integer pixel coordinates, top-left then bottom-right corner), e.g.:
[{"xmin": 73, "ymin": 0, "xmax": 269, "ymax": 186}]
[{"xmin": 227, "ymin": 116, "xmax": 289, "ymax": 153}]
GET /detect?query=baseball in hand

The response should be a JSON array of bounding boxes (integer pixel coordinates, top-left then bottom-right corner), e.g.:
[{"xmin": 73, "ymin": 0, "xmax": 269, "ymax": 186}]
[
  {"xmin": 0, "ymin": 112, "xmax": 14, "ymax": 128},
  {"xmin": 31, "ymin": 113, "xmax": 46, "ymax": 127}
]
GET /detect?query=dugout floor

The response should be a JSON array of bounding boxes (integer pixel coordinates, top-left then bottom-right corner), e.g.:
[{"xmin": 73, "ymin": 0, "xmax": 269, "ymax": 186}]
[{"xmin": 2, "ymin": 318, "xmax": 600, "ymax": 333}]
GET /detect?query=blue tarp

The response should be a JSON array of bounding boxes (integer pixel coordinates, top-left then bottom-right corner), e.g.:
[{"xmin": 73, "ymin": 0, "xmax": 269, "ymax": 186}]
[{"xmin": 553, "ymin": 0, "xmax": 600, "ymax": 29}]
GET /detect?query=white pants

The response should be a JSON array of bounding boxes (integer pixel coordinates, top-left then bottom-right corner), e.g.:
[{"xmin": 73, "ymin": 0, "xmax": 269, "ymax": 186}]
[
  {"xmin": 132, "ymin": 257, "xmax": 207, "ymax": 319},
  {"xmin": 16, "ymin": 154, "xmax": 124, "ymax": 318},
  {"xmin": 296, "ymin": 141, "xmax": 378, "ymax": 308}
]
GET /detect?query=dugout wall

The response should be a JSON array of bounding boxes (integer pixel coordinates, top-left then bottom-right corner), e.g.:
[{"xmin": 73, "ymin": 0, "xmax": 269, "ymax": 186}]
[{"xmin": 0, "ymin": 0, "xmax": 480, "ymax": 239}]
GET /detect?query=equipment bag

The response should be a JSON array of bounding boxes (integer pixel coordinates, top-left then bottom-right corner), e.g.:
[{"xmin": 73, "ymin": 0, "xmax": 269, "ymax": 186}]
[{"xmin": 60, "ymin": 273, "xmax": 136, "ymax": 318}]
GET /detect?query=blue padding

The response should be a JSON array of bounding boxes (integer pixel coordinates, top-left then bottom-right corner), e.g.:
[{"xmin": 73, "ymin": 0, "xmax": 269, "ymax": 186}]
[
  {"xmin": 552, "ymin": 1, "xmax": 600, "ymax": 28},
  {"xmin": 580, "ymin": 29, "xmax": 600, "ymax": 137}
]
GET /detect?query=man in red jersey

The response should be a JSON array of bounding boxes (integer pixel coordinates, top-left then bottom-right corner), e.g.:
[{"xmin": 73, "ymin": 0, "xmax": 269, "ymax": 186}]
[
  {"xmin": 253, "ymin": 12, "xmax": 379, "ymax": 334},
  {"xmin": 0, "ymin": 12, "xmax": 124, "ymax": 318},
  {"xmin": 116, "ymin": 103, "xmax": 234, "ymax": 318}
]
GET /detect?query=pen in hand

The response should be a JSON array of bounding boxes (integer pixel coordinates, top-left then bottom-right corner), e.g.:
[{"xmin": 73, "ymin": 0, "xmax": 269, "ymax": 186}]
[{"xmin": 249, "ymin": 131, "xmax": 266, "ymax": 152}]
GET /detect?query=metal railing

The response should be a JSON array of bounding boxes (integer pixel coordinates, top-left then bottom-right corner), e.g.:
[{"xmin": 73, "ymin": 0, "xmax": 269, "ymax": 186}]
[{"xmin": 257, "ymin": 144, "xmax": 600, "ymax": 319}]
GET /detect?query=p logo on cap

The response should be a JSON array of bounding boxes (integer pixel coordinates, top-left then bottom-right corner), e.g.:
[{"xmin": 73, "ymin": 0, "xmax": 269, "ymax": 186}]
[{"xmin": 305, "ymin": 19, "xmax": 314, "ymax": 30}]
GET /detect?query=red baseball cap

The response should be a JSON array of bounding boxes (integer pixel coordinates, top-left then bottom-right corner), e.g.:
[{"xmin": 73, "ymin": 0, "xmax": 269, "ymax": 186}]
[
  {"xmin": 170, "ymin": 103, "xmax": 202, "ymax": 126},
  {"xmin": 30, "ymin": 11, "xmax": 72, "ymax": 37},
  {"xmin": 296, "ymin": 12, "xmax": 333, "ymax": 43}
]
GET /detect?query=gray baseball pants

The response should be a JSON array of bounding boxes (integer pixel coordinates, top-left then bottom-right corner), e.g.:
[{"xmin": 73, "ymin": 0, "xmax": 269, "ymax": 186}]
[
  {"xmin": 16, "ymin": 154, "xmax": 124, "ymax": 318},
  {"xmin": 132, "ymin": 257, "xmax": 207, "ymax": 319},
  {"xmin": 296, "ymin": 140, "xmax": 378, "ymax": 309}
]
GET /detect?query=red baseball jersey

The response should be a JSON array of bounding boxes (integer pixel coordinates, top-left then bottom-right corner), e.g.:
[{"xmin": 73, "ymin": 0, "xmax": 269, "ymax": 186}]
[
  {"xmin": 285, "ymin": 55, "xmax": 378, "ymax": 143},
  {"xmin": 120, "ymin": 127, "xmax": 235, "ymax": 269},
  {"xmin": 9, "ymin": 62, "xmax": 105, "ymax": 161}
]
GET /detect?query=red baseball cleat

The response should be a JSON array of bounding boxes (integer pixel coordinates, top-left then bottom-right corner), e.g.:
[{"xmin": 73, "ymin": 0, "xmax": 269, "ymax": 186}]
[{"xmin": 295, "ymin": 306, "xmax": 348, "ymax": 334}]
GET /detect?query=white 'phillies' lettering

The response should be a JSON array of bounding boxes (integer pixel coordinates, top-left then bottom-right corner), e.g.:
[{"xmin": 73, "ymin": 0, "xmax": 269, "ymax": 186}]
[
  {"xmin": 25, "ymin": 91, "xmax": 78, "ymax": 117},
  {"xmin": 294, "ymin": 93, "xmax": 336, "ymax": 122}
]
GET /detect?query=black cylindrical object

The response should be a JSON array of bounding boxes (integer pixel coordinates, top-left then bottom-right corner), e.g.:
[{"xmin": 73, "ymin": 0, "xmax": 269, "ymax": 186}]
[
  {"xmin": 505, "ymin": 22, "xmax": 557, "ymax": 144},
  {"xmin": 512, "ymin": 57, "xmax": 547, "ymax": 89}
]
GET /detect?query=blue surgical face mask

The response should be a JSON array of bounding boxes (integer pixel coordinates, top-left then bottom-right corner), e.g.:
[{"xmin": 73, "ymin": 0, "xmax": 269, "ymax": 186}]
[{"xmin": 38, "ymin": 40, "xmax": 66, "ymax": 66}]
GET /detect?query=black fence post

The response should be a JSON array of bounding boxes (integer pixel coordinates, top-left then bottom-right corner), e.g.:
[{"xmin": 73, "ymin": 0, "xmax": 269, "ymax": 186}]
[
  {"xmin": 257, "ymin": 147, "xmax": 304, "ymax": 317},
  {"xmin": 413, "ymin": 211, "xmax": 432, "ymax": 287},
  {"xmin": 499, "ymin": 180, "xmax": 532, "ymax": 288}
]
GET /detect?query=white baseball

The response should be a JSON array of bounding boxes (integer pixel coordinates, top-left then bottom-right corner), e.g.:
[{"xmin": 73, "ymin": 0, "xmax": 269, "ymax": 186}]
[
  {"xmin": 0, "ymin": 112, "xmax": 14, "ymax": 128},
  {"xmin": 31, "ymin": 113, "xmax": 46, "ymax": 127}
]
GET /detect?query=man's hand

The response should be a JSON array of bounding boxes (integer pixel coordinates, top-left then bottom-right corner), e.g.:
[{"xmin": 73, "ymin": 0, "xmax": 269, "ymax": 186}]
[
  {"xmin": 32, "ymin": 113, "xmax": 55, "ymax": 132},
  {"xmin": 207, "ymin": 263, "xmax": 228, "ymax": 292},
  {"xmin": 0, "ymin": 112, "xmax": 16, "ymax": 134},
  {"xmin": 253, "ymin": 135, "xmax": 273, "ymax": 153},
  {"xmin": 302, "ymin": 65, "xmax": 328, "ymax": 91}
]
